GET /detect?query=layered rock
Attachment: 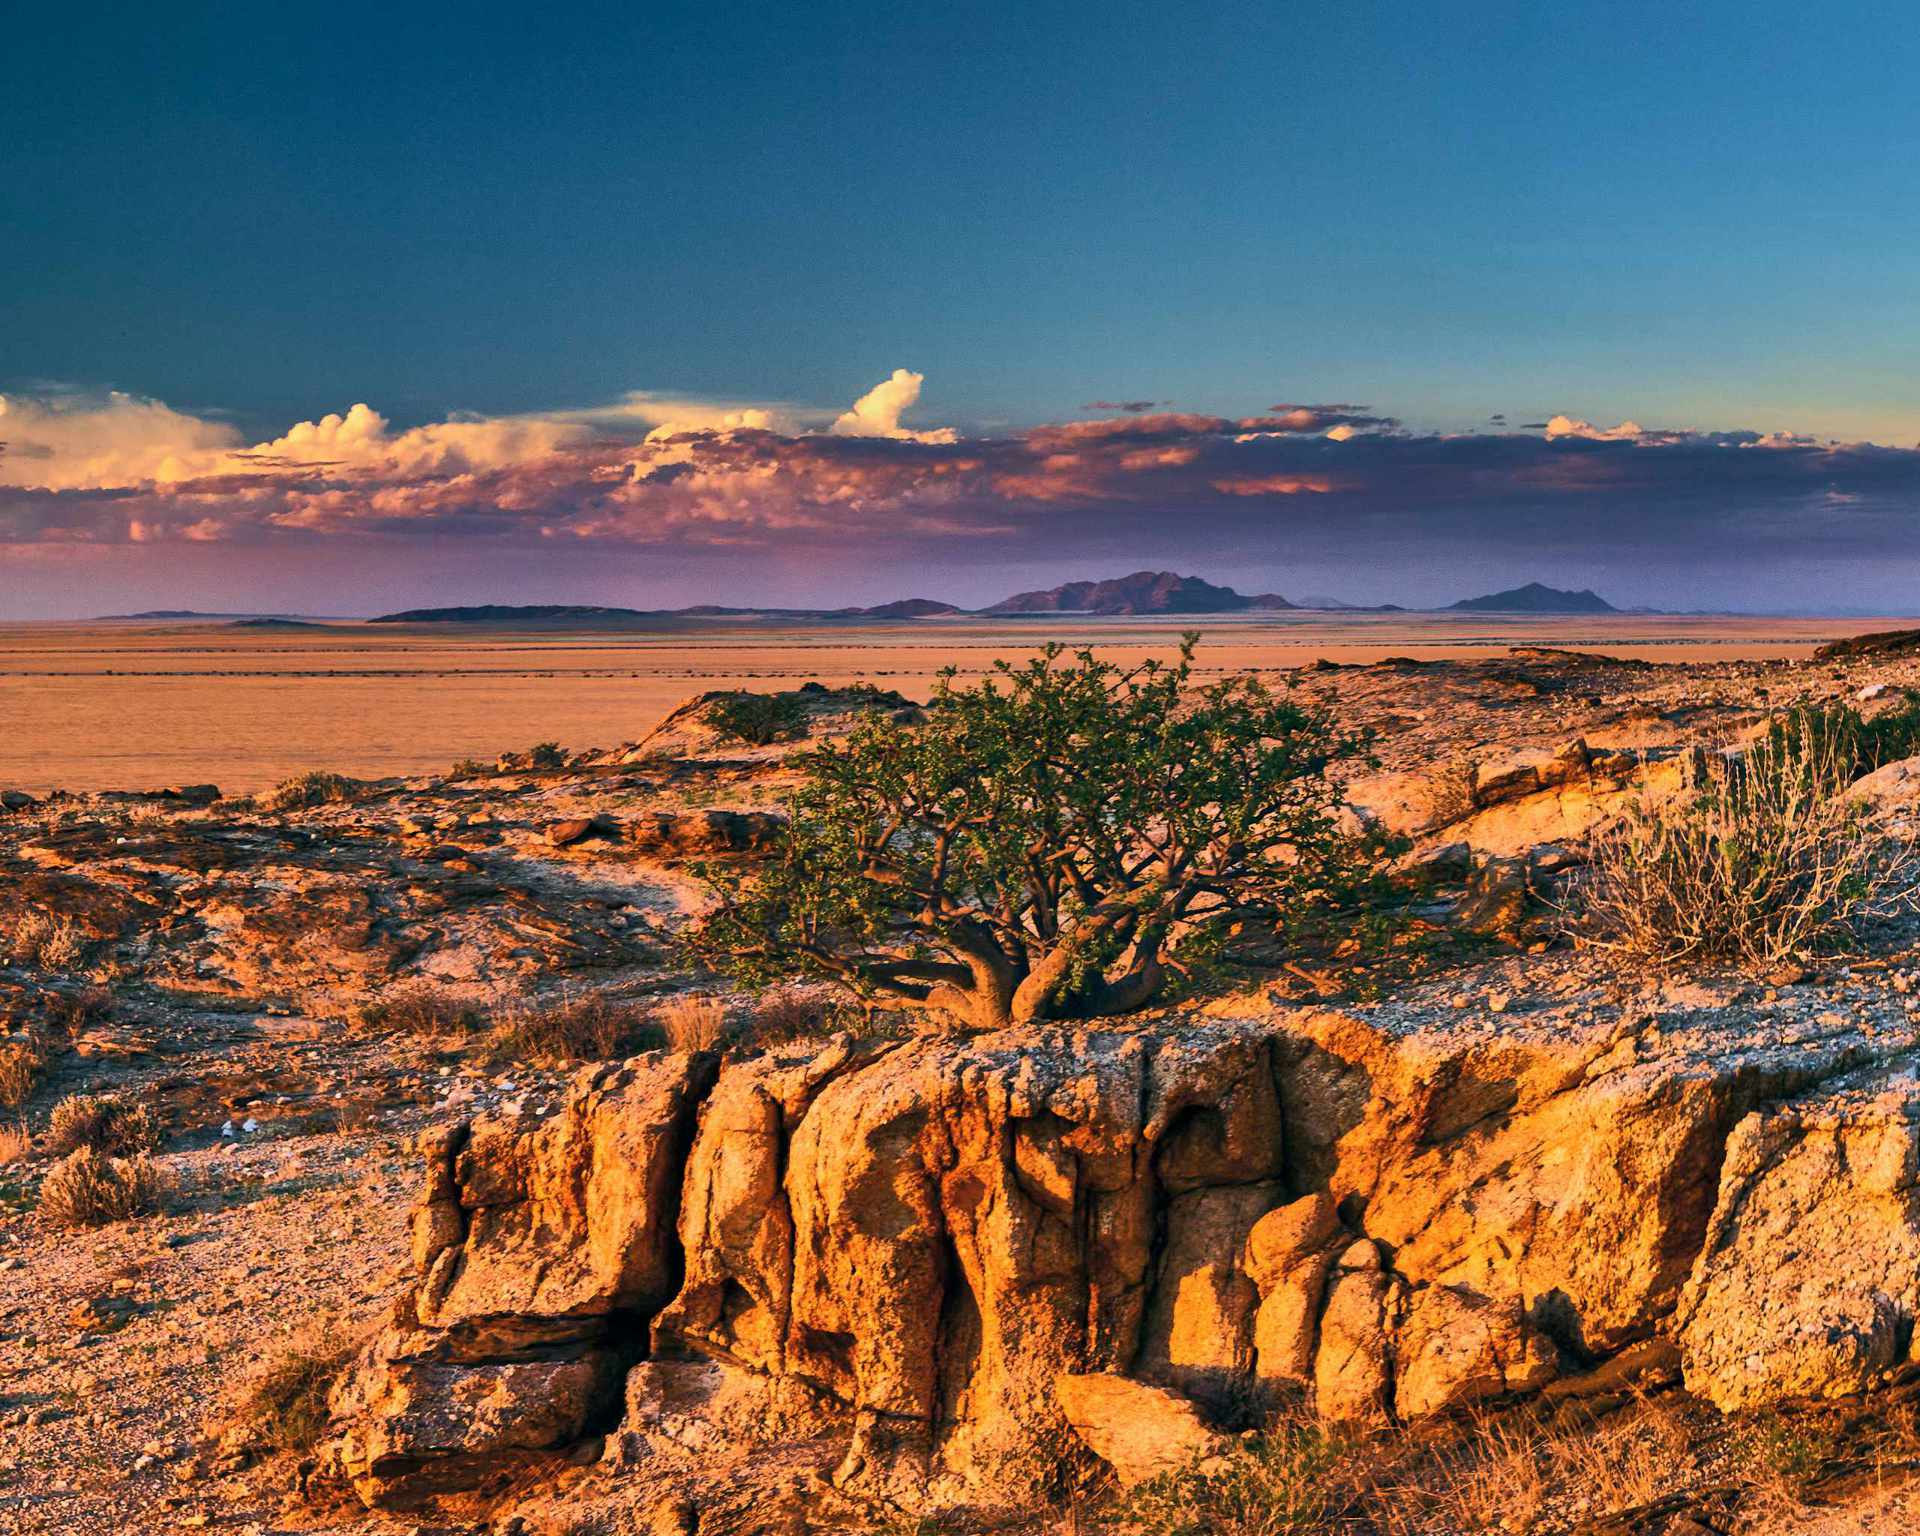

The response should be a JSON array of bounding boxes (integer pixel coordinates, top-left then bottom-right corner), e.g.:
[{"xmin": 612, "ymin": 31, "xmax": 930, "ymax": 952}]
[{"xmin": 324, "ymin": 999, "xmax": 1920, "ymax": 1518}]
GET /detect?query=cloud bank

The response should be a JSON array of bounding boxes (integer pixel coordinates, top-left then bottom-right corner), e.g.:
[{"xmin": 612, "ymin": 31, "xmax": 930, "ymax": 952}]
[{"xmin": 6, "ymin": 373, "xmax": 1920, "ymax": 609}]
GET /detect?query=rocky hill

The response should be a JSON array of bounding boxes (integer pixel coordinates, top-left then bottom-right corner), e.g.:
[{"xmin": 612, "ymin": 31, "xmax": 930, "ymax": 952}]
[
  {"xmin": 983, "ymin": 569, "xmax": 1294, "ymax": 615},
  {"xmin": 1448, "ymin": 581, "xmax": 1618, "ymax": 613}
]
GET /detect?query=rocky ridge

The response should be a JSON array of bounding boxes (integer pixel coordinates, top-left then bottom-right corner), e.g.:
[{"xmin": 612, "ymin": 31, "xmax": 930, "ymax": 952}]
[{"xmin": 322, "ymin": 986, "xmax": 1920, "ymax": 1524}]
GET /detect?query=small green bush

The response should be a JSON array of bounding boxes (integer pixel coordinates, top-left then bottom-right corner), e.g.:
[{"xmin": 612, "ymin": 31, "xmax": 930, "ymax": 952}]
[
  {"xmin": 219, "ymin": 1326, "xmax": 359, "ymax": 1455},
  {"xmin": 1122, "ymin": 1421, "xmax": 1356, "ymax": 1536},
  {"xmin": 707, "ymin": 691, "xmax": 809, "ymax": 746},
  {"xmin": 264, "ymin": 770, "xmax": 365, "ymax": 812},
  {"xmin": 528, "ymin": 741, "xmax": 567, "ymax": 769}
]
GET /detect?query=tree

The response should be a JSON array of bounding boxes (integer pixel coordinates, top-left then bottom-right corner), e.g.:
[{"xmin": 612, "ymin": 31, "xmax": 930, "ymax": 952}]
[{"xmin": 693, "ymin": 639, "xmax": 1376, "ymax": 1030}]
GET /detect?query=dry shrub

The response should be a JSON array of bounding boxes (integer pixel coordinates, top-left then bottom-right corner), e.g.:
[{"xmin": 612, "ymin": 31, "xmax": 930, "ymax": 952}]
[
  {"xmin": 659, "ymin": 994, "xmax": 728, "ymax": 1052},
  {"xmin": 47, "ymin": 1092, "xmax": 161, "ymax": 1157},
  {"xmin": 0, "ymin": 1121, "xmax": 30, "ymax": 1164},
  {"xmin": 747, "ymin": 985, "xmax": 839, "ymax": 1045},
  {"xmin": 263, "ymin": 770, "xmax": 365, "ymax": 812},
  {"xmin": 38, "ymin": 1145, "xmax": 170, "ymax": 1227},
  {"xmin": 1576, "ymin": 721, "xmax": 1916, "ymax": 967},
  {"xmin": 216, "ymin": 1323, "xmax": 360, "ymax": 1456},
  {"xmin": 0, "ymin": 1035, "xmax": 50, "ymax": 1109},
  {"xmin": 484, "ymin": 992, "xmax": 657, "ymax": 1065},
  {"xmin": 8, "ymin": 911, "xmax": 85, "ymax": 970},
  {"xmin": 356, "ymin": 982, "xmax": 484, "ymax": 1040}
]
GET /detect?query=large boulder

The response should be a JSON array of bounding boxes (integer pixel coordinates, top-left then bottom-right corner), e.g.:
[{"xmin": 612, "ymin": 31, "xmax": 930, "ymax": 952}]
[{"xmin": 324, "ymin": 999, "xmax": 1920, "ymax": 1519}]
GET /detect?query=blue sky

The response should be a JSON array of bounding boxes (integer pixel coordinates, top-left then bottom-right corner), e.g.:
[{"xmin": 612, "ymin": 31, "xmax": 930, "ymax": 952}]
[{"xmin": 5, "ymin": 1, "xmax": 1920, "ymax": 614}]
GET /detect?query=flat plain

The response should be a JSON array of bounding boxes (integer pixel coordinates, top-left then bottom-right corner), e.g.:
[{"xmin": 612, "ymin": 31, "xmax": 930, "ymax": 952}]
[{"xmin": 3, "ymin": 610, "xmax": 1911, "ymax": 796}]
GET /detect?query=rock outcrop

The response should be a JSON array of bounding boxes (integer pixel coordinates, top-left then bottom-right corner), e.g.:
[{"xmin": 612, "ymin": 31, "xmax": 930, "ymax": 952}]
[{"xmin": 324, "ymin": 999, "xmax": 1920, "ymax": 1519}]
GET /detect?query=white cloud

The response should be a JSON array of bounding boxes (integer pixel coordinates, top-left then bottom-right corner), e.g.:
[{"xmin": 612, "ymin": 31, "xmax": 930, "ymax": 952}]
[
  {"xmin": 0, "ymin": 391, "xmax": 243, "ymax": 488},
  {"xmin": 831, "ymin": 369, "xmax": 957, "ymax": 443},
  {"xmin": 1542, "ymin": 414, "xmax": 1649, "ymax": 442}
]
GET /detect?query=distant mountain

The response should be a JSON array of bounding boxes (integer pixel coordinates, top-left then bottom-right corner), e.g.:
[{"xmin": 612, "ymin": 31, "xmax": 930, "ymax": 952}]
[
  {"xmin": 1447, "ymin": 583, "xmax": 1618, "ymax": 614},
  {"xmin": 98, "ymin": 609, "xmax": 321, "ymax": 621},
  {"xmin": 841, "ymin": 598, "xmax": 963, "ymax": 619},
  {"xmin": 983, "ymin": 571, "xmax": 1294, "ymax": 616},
  {"xmin": 370, "ymin": 604, "xmax": 651, "ymax": 624}
]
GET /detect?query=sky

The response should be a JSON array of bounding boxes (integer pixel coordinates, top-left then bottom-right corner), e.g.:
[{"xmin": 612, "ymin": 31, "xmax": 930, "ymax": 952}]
[{"xmin": 6, "ymin": 1, "xmax": 1920, "ymax": 617}]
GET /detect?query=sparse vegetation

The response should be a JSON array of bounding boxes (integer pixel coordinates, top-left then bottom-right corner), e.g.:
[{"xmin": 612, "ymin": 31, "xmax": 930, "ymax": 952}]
[
  {"xmin": 217, "ymin": 1324, "xmax": 360, "ymax": 1455},
  {"xmin": 483, "ymin": 992, "xmax": 658, "ymax": 1064},
  {"xmin": 1767, "ymin": 694, "xmax": 1920, "ymax": 779},
  {"xmin": 46, "ymin": 1092, "xmax": 161, "ymax": 1157},
  {"xmin": 695, "ymin": 639, "xmax": 1378, "ymax": 1030},
  {"xmin": 264, "ymin": 769, "xmax": 366, "ymax": 812},
  {"xmin": 528, "ymin": 741, "xmax": 567, "ymax": 769},
  {"xmin": 707, "ymin": 690, "xmax": 810, "ymax": 746},
  {"xmin": 1120, "ymin": 1418, "xmax": 1358, "ymax": 1535},
  {"xmin": 747, "ymin": 984, "xmax": 841, "ymax": 1044},
  {"xmin": 8, "ymin": 910, "xmax": 86, "ymax": 970},
  {"xmin": 659, "ymin": 993, "xmax": 728, "ymax": 1052},
  {"xmin": 0, "ymin": 1032, "xmax": 51, "ymax": 1109},
  {"xmin": 0, "ymin": 1121, "xmax": 30, "ymax": 1164},
  {"xmin": 1577, "ymin": 716, "xmax": 1916, "ymax": 967},
  {"xmin": 38, "ymin": 1145, "xmax": 170, "ymax": 1227},
  {"xmin": 355, "ymin": 982, "xmax": 485, "ymax": 1040}
]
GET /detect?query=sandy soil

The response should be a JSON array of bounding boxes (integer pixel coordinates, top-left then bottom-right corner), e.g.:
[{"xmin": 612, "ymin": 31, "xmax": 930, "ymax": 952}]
[{"xmin": 4, "ymin": 611, "xmax": 1916, "ymax": 796}]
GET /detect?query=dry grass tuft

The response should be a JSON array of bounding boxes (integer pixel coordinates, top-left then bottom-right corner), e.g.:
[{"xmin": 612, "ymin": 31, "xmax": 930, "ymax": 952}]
[
  {"xmin": 0, "ymin": 1032, "xmax": 52, "ymax": 1110},
  {"xmin": 263, "ymin": 770, "xmax": 366, "ymax": 812},
  {"xmin": 8, "ymin": 911, "xmax": 85, "ymax": 970},
  {"xmin": 0, "ymin": 1121, "xmax": 31, "ymax": 1165},
  {"xmin": 38, "ymin": 1145, "xmax": 170, "ymax": 1227},
  {"xmin": 355, "ymin": 982, "xmax": 485, "ymax": 1040},
  {"xmin": 659, "ymin": 993, "xmax": 728, "ymax": 1053},
  {"xmin": 1575, "ymin": 719, "xmax": 1917, "ymax": 967},
  {"xmin": 747, "ymin": 985, "xmax": 840, "ymax": 1045},
  {"xmin": 214, "ymin": 1323, "xmax": 361, "ymax": 1456},
  {"xmin": 484, "ymin": 992, "xmax": 657, "ymax": 1065},
  {"xmin": 46, "ymin": 1092, "xmax": 162, "ymax": 1157}
]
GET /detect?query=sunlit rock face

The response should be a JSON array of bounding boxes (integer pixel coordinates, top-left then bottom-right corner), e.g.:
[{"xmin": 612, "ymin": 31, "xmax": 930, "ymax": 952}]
[{"xmin": 325, "ymin": 997, "xmax": 1920, "ymax": 1515}]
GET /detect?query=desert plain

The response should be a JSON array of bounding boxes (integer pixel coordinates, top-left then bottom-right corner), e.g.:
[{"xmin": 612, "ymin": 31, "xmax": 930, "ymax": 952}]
[
  {"xmin": 0, "ymin": 611, "xmax": 1908, "ymax": 797},
  {"xmin": 7, "ymin": 613, "xmax": 1920, "ymax": 1535}
]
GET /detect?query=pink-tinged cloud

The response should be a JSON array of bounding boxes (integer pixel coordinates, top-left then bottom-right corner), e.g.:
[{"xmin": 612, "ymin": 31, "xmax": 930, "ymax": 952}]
[{"xmin": 8, "ymin": 377, "xmax": 1920, "ymax": 589}]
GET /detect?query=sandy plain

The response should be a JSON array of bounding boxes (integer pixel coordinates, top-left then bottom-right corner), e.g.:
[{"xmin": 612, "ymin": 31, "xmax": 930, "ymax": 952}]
[{"xmin": 2, "ymin": 609, "xmax": 1914, "ymax": 797}]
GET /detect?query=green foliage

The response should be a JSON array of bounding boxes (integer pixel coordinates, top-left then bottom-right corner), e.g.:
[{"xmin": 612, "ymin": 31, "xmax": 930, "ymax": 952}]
[
  {"xmin": 1765, "ymin": 694, "xmax": 1920, "ymax": 778},
  {"xmin": 1121, "ymin": 1422, "xmax": 1354, "ymax": 1536},
  {"xmin": 1580, "ymin": 714, "xmax": 1914, "ymax": 966},
  {"xmin": 692, "ymin": 639, "xmax": 1376, "ymax": 1029},
  {"xmin": 528, "ymin": 741, "xmax": 567, "ymax": 769},
  {"xmin": 707, "ymin": 691, "xmax": 810, "ymax": 746},
  {"xmin": 264, "ymin": 770, "xmax": 365, "ymax": 811}
]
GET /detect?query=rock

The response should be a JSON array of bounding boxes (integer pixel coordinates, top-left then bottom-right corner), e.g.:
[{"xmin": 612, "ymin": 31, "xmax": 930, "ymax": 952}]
[
  {"xmin": 1245, "ymin": 1193, "xmax": 1343, "ymax": 1386},
  {"xmin": 546, "ymin": 815, "xmax": 619, "ymax": 847},
  {"xmin": 0, "ymin": 790, "xmax": 35, "ymax": 812},
  {"xmin": 1453, "ymin": 855, "xmax": 1530, "ymax": 936},
  {"xmin": 1849, "ymin": 754, "xmax": 1920, "ymax": 824},
  {"xmin": 325, "ymin": 1002, "xmax": 1920, "ymax": 1517},
  {"xmin": 1053, "ymin": 1372, "xmax": 1225, "ymax": 1487},
  {"xmin": 1313, "ymin": 1247, "xmax": 1395, "ymax": 1421},
  {"xmin": 625, "ymin": 809, "xmax": 784, "ymax": 858},
  {"xmin": 161, "ymin": 784, "xmax": 221, "ymax": 803},
  {"xmin": 1675, "ymin": 1067, "xmax": 1920, "ymax": 1411}
]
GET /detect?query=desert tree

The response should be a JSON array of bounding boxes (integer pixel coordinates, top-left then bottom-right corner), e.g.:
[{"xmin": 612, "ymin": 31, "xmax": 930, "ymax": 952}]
[{"xmin": 693, "ymin": 638, "xmax": 1376, "ymax": 1030}]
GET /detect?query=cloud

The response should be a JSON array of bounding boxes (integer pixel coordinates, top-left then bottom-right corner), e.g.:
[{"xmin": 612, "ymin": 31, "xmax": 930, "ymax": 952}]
[
  {"xmin": 830, "ymin": 369, "xmax": 957, "ymax": 443},
  {"xmin": 13, "ymin": 380, "xmax": 1920, "ymax": 608},
  {"xmin": 1083, "ymin": 399, "xmax": 1162, "ymax": 413},
  {"xmin": 0, "ymin": 391, "xmax": 244, "ymax": 489}
]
